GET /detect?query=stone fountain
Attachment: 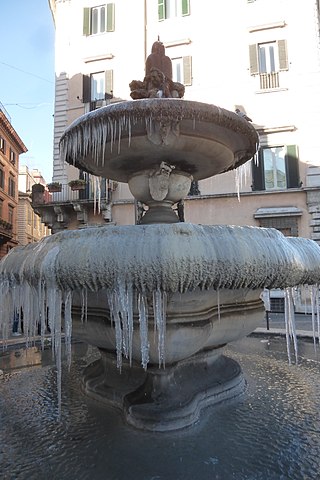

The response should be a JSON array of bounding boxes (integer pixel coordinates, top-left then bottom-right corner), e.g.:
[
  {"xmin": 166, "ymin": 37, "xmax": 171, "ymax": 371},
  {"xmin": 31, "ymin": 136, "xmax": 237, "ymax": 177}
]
[{"xmin": 1, "ymin": 42, "xmax": 320, "ymax": 431}]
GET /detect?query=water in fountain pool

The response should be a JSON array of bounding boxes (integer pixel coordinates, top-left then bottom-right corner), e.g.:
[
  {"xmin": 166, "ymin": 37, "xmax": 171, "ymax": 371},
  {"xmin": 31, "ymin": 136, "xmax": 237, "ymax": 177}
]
[{"xmin": 1, "ymin": 335, "xmax": 320, "ymax": 480}]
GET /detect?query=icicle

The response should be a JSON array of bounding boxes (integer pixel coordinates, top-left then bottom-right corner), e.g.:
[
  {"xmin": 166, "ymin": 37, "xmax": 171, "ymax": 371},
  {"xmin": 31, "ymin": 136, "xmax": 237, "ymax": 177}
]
[
  {"xmin": 284, "ymin": 288, "xmax": 298, "ymax": 364},
  {"xmin": 64, "ymin": 290, "xmax": 73, "ymax": 370},
  {"xmin": 311, "ymin": 285, "xmax": 318, "ymax": 352},
  {"xmin": 288, "ymin": 288, "xmax": 298, "ymax": 364},
  {"xmin": 138, "ymin": 293, "xmax": 149, "ymax": 370},
  {"xmin": 81, "ymin": 288, "xmax": 88, "ymax": 322},
  {"xmin": 217, "ymin": 287, "xmax": 221, "ymax": 323},
  {"xmin": 153, "ymin": 289, "xmax": 167, "ymax": 368},
  {"xmin": 316, "ymin": 285, "xmax": 320, "ymax": 346},
  {"xmin": 284, "ymin": 288, "xmax": 292, "ymax": 365}
]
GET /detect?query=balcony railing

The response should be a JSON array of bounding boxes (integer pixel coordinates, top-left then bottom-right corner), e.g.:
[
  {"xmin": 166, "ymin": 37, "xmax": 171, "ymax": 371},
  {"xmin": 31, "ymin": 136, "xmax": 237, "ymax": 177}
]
[
  {"xmin": 0, "ymin": 218, "xmax": 13, "ymax": 237},
  {"xmin": 33, "ymin": 183, "xmax": 110, "ymax": 205},
  {"xmin": 259, "ymin": 72, "xmax": 280, "ymax": 90}
]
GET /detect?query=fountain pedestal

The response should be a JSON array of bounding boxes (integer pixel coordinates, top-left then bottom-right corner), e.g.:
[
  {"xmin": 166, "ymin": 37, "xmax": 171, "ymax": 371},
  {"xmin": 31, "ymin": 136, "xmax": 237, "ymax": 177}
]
[{"xmin": 82, "ymin": 348, "xmax": 244, "ymax": 432}]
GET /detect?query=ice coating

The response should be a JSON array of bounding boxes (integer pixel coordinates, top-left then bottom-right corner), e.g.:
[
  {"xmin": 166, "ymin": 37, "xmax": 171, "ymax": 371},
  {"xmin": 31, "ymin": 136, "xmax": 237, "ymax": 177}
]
[
  {"xmin": 59, "ymin": 99, "xmax": 259, "ymax": 182},
  {"xmin": 1, "ymin": 224, "xmax": 320, "ymax": 295},
  {"xmin": 1, "ymin": 223, "xmax": 320, "ymax": 367}
]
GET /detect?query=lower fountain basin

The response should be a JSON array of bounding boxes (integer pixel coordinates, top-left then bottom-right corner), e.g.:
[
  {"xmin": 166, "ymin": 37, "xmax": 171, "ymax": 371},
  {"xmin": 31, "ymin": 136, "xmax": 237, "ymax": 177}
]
[{"xmin": 1, "ymin": 223, "xmax": 320, "ymax": 431}]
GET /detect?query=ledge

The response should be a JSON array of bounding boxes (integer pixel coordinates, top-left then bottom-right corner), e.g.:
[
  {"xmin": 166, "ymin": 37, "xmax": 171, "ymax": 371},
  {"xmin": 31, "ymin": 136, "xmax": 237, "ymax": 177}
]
[{"xmin": 248, "ymin": 21, "xmax": 286, "ymax": 33}]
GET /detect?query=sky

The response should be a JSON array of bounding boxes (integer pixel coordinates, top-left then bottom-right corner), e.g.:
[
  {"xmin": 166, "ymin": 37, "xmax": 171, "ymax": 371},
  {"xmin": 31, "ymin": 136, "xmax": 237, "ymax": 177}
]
[{"xmin": 0, "ymin": 0, "xmax": 55, "ymax": 182}]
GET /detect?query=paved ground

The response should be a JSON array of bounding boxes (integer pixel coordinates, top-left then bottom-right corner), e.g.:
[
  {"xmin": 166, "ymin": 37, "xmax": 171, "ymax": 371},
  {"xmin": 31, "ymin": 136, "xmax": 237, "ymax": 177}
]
[{"xmin": 256, "ymin": 312, "xmax": 317, "ymax": 339}]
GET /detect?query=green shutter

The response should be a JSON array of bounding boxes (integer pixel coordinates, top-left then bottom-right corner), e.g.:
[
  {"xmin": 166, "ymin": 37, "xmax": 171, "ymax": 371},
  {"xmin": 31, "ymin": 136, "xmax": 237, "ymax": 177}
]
[
  {"xmin": 181, "ymin": 0, "xmax": 190, "ymax": 15},
  {"xmin": 251, "ymin": 154, "xmax": 265, "ymax": 191},
  {"xmin": 183, "ymin": 56, "xmax": 192, "ymax": 85},
  {"xmin": 106, "ymin": 3, "xmax": 115, "ymax": 32},
  {"xmin": 82, "ymin": 75, "xmax": 91, "ymax": 103},
  {"xmin": 105, "ymin": 70, "xmax": 114, "ymax": 97},
  {"xmin": 249, "ymin": 44, "xmax": 259, "ymax": 75},
  {"xmin": 158, "ymin": 0, "xmax": 165, "ymax": 21},
  {"xmin": 285, "ymin": 145, "xmax": 300, "ymax": 188},
  {"xmin": 83, "ymin": 8, "xmax": 91, "ymax": 36},
  {"xmin": 278, "ymin": 39, "xmax": 288, "ymax": 71}
]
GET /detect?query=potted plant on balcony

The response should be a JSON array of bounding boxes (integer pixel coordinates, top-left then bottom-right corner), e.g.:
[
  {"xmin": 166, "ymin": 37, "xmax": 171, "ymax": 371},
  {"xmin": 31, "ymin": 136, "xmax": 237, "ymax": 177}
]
[
  {"xmin": 68, "ymin": 179, "xmax": 87, "ymax": 191},
  {"xmin": 47, "ymin": 182, "xmax": 62, "ymax": 193}
]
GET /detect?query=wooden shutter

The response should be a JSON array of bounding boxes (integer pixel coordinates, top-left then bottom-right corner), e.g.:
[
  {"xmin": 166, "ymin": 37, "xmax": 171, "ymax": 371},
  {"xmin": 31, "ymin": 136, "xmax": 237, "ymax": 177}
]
[
  {"xmin": 158, "ymin": 0, "xmax": 165, "ymax": 20},
  {"xmin": 181, "ymin": 0, "xmax": 190, "ymax": 16},
  {"xmin": 249, "ymin": 44, "xmax": 259, "ymax": 75},
  {"xmin": 251, "ymin": 154, "xmax": 265, "ymax": 191},
  {"xmin": 106, "ymin": 3, "xmax": 115, "ymax": 31},
  {"xmin": 83, "ymin": 8, "xmax": 91, "ymax": 36},
  {"xmin": 183, "ymin": 56, "xmax": 192, "ymax": 85},
  {"xmin": 285, "ymin": 145, "xmax": 300, "ymax": 188},
  {"xmin": 105, "ymin": 70, "xmax": 114, "ymax": 97},
  {"xmin": 82, "ymin": 75, "xmax": 91, "ymax": 103},
  {"xmin": 278, "ymin": 40, "xmax": 288, "ymax": 71}
]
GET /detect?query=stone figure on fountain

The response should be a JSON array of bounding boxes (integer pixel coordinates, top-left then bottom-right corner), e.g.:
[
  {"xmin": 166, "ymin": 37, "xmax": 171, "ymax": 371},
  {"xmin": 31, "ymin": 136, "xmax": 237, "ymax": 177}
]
[{"xmin": 129, "ymin": 40, "xmax": 185, "ymax": 99}]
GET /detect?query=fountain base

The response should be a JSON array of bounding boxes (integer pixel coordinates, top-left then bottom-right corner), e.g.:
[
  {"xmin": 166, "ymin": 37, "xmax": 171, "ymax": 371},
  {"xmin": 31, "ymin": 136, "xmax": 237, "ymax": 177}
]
[{"xmin": 82, "ymin": 347, "xmax": 245, "ymax": 431}]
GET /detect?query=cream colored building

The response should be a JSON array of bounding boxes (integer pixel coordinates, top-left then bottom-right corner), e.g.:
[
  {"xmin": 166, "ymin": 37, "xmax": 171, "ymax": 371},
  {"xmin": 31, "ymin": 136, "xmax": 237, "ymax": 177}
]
[
  {"xmin": 18, "ymin": 166, "xmax": 51, "ymax": 245},
  {"xmin": 36, "ymin": 0, "xmax": 320, "ymax": 246}
]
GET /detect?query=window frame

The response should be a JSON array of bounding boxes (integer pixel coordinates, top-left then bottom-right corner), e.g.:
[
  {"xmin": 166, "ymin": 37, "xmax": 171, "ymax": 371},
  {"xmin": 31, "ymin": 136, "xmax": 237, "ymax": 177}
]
[
  {"xmin": 82, "ymin": 70, "xmax": 114, "ymax": 107},
  {"xmin": 252, "ymin": 145, "xmax": 300, "ymax": 192},
  {"xmin": 171, "ymin": 56, "xmax": 192, "ymax": 85},
  {"xmin": 0, "ymin": 167, "xmax": 4, "ymax": 190},
  {"xmin": 158, "ymin": 0, "xmax": 190, "ymax": 20},
  {"xmin": 8, "ymin": 176, "xmax": 16, "ymax": 198},
  {"xmin": 249, "ymin": 39, "xmax": 289, "ymax": 76},
  {"xmin": 0, "ymin": 136, "xmax": 6, "ymax": 155},
  {"xmin": 83, "ymin": 3, "xmax": 115, "ymax": 36},
  {"xmin": 8, "ymin": 205, "xmax": 14, "ymax": 226}
]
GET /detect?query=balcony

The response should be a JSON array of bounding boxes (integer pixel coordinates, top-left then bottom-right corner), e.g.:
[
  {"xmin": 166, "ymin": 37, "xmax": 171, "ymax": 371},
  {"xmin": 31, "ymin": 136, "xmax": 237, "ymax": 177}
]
[
  {"xmin": 32, "ymin": 182, "xmax": 112, "ymax": 233},
  {"xmin": 259, "ymin": 72, "xmax": 280, "ymax": 90},
  {"xmin": 0, "ymin": 218, "xmax": 13, "ymax": 244}
]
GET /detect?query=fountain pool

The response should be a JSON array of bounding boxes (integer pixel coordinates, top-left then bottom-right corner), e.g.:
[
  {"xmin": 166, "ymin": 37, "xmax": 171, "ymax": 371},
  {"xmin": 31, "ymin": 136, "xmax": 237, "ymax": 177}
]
[{"xmin": 1, "ymin": 335, "xmax": 320, "ymax": 480}]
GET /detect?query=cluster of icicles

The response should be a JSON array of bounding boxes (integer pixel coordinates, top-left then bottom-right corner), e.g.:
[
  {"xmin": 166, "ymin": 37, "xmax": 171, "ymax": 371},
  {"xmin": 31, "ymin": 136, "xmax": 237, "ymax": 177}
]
[
  {"xmin": 1, "ymin": 223, "xmax": 320, "ymax": 414},
  {"xmin": 59, "ymin": 99, "xmax": 258, "ymax": 179}
]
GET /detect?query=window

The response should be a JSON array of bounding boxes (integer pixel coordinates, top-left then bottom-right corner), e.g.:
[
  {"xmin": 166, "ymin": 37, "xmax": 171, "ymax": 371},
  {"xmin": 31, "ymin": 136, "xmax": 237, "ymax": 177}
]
[
  {"xmin": 172, "ymin": 57, "xmax": 192, "ymax": 85},
  {"xmin": 8, "ymin": 176, "xmax": 16, "ymax": 198},
  {"xmin": 0, "ymin": 136, "xmax": 6, "ymax": 155},
  {"xmin": 8, "ymin": 205, "xmax": 13, "ymax": 226},
  {"xmin": 252, "ymin": 145, "xmax": 300, "ymax": 191},
  {"xmin": 83, "ymin": 4, "xmax": 115, "ymax": 36},
  {"xmin": 249, "ymin": 40, "xmax": 288, "ymax": 89},
  {"xmin": 0, "ymin": 168, "xmax": 4, "ymax": 189},
  {"xmin": 91, "ymin": 72, "xmax": 107, "ymax": 101},
  {"xmin": 158, "ymin": 0, "xmax": 190, "ymax": 20},
  {"xmin": 0, "ymin": 198, "xmax": 3, "ymax": 218},
  {"xmin": 82, "ymin": 70, "xmax": 114, "ymax": 109},
  {"xmin": 9, "ymin": 148, "xmax": 16, "ymax": 165}
]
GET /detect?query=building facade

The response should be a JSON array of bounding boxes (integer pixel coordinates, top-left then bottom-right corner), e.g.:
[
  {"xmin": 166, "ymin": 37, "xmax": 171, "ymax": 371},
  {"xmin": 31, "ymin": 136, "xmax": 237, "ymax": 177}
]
[
  {"xmin": 18, "ymin": 166, "xmax": 51, "ymax": 245},
  {"xmin": 39, "ymin": 0, "xmax": 320, "ymax": 244},
  {"xmin": 0, "ymin": 103, "xmax": 27, "ymax": 258}
]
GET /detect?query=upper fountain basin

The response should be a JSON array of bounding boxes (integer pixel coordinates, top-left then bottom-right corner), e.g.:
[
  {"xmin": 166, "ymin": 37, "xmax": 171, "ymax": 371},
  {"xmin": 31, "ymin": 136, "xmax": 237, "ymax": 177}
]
[{"xmin": 59, "ymin": 99, "xmax": 259, "ymax": 182}]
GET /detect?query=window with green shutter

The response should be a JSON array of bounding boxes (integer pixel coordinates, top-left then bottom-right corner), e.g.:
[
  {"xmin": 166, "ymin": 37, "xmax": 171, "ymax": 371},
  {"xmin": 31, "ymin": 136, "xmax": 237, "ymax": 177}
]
[
  {"xmin": 252, "ymin": 145, "xmax": 300, "ymax": 191},
  {"xmin": 181, "ymin": 0, "xmax": 190, "ymax": 16},
  {"xmin": 83, "ymin": 4, "xmax": 115, "ymax": 36},
  {"xmin": 158, "ymin": 0, "xmax": 166, "ymax": 20},
  {"xmin": 82, "ymin": 70, "xmax": 114, "ymax": 109},
  {"xmin": 158, "ymin": 0, "xmax": 190, "ymax": 20}
]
